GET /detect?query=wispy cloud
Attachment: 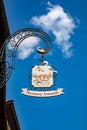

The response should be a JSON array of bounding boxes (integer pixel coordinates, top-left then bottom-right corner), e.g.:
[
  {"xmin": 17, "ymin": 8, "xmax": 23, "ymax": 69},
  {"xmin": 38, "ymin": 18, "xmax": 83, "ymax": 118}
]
[
  {"xmin": 30, "ymin": 1, "xmax": 76, "ymax": 58},
  {"xmin": 17, "ymin": 37, "xmax": 39, "ymax": 59},
  {"xmin": 11, "ymin": 1, "xmax": 77, "ymax": 60},
  {"xmin": 7, "ymin": 33, "xmax": 40, "ymax": 60}
]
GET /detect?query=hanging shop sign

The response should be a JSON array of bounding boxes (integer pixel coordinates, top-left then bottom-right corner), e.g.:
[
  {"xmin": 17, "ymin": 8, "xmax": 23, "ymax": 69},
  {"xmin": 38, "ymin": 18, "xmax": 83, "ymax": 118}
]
[{"xmin": 0, "ymin": 28, "xmax": 64, "ymax": 97}]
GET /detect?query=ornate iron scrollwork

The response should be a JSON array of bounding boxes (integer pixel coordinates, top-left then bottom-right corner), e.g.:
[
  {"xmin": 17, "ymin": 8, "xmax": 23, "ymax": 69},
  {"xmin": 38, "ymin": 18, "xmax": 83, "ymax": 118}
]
[{"xmin": 0, "ymin": 28, "xmax": 52, "ymax": 88}]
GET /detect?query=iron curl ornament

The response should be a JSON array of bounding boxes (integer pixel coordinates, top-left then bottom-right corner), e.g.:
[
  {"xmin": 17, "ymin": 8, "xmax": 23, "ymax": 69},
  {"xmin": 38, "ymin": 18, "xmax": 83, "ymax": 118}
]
[{"xmin": 0, "ymin": 28, "xmax": 52, "ymax": 88}]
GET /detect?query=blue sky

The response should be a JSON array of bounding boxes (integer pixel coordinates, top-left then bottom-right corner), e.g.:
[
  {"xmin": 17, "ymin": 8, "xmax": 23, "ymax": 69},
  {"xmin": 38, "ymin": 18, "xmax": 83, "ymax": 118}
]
[{"xmin": 4, "ymin": 0, "xmax": 87, "ymax": 130}]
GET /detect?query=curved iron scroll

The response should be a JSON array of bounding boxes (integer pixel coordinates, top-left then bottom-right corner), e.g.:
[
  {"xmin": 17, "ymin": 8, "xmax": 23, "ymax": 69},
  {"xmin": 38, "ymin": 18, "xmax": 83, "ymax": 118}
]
[{"xmin": 0, "ymin": 28, "xmax": 52, "ymax": 88}]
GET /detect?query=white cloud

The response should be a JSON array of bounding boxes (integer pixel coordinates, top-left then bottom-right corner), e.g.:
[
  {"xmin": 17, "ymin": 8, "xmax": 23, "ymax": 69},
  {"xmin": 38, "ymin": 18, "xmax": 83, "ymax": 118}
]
[
  {"xmin": 8, "ymin": 2, "xmax": 77, "ymax": 60},
  {"xmin": 7, "ymin": 34, "xmax": 40, "ymax": 60},
  {"xmin": 31, "ymin": 1, "xmax": 76, "ymax": 58},
  {"xmin": 17, "ymin": 37, "xmax": 39, "ymax": 59}
]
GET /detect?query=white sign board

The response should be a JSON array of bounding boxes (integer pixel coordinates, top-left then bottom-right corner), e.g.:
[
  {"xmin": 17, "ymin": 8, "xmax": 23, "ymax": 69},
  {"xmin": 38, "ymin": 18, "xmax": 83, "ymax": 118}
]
[
  {"xmin": 21, "ymin": 61, "xmax": 64, "ymax": 97},
  {"xmin": 32, "ymin": 65, "xmax": 53, "ymax": 87}
]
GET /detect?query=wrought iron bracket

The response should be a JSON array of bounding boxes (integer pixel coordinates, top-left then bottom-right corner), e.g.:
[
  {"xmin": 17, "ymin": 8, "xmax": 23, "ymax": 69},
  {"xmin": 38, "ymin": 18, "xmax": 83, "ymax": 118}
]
[{"xmin": 0, "ymin": 28, "xmax": 52, "ymax": 88}]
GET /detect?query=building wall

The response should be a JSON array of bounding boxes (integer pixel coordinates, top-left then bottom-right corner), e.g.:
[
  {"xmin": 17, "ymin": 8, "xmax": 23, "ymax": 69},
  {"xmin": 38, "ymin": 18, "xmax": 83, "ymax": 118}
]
[{"xmin": 6, "ymin": 100, "xmax": 20, "ymax": 130}]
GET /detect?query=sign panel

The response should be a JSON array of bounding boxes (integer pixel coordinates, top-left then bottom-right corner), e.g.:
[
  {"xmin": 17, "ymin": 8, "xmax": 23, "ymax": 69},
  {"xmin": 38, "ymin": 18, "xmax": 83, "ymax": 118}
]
[
  {"xmin": 21, "ymin": 61, "xmax": 64, "ymax": 97},
  {"xmin": 32, "ymin": 65, "xmax": 53, "ymax": 87}
]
